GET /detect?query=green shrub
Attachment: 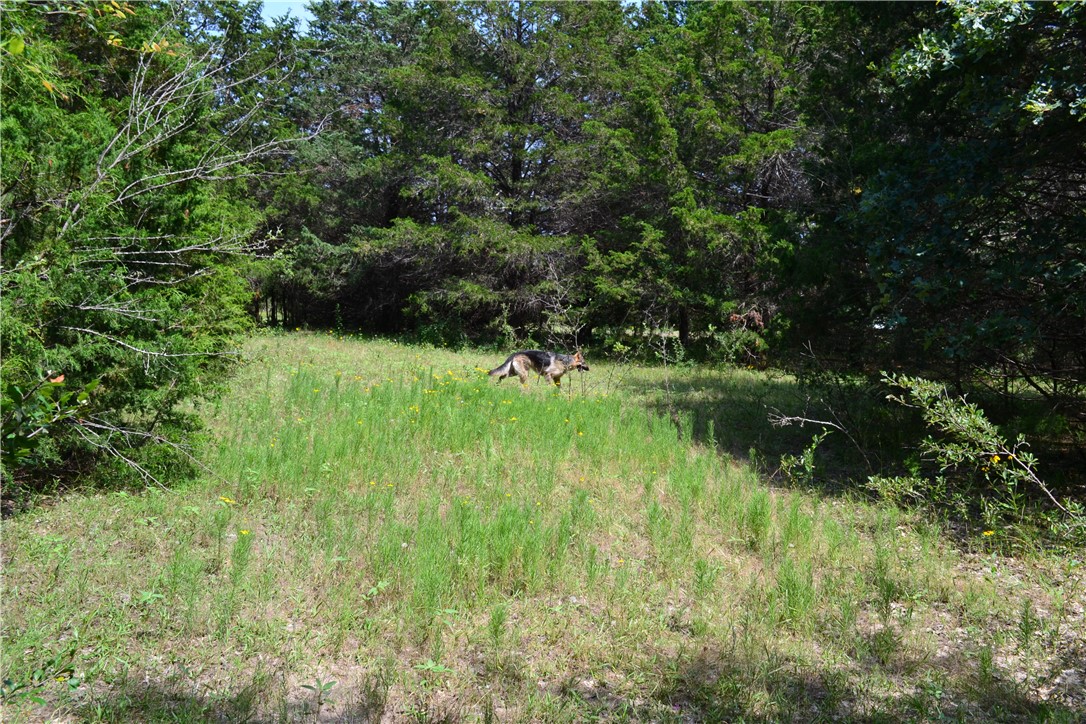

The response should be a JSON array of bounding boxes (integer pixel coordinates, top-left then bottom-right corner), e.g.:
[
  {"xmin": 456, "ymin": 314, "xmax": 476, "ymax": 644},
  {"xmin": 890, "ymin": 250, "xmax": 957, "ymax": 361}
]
[{"xmin": 883, "ymin": 373, "xmax": 1085, "ymax": 542}]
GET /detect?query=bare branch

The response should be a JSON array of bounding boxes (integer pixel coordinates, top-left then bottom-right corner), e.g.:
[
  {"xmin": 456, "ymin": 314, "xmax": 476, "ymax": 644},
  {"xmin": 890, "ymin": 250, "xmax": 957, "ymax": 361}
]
[
  {"xmin": 68, "ymin": 302, "xmax": 160, "ymax": 322},
  {"xmin": 61, "ymin": 326, "xmax": 240, "ymax": 361},
  {"xmin": 77, "ymin": 234, "xmax": 257, "ymax": 255},
  {"xmin": 76, "ymin": 413, "xmax": 244, "ymax": 490},
  {"xmin": 768, "ymin": 409, "xmax": 846, "ymax": 431},
  {"xmin": 122, "ymin": 269, "xmax": 212, "ymax": 286},
  {"xmin": 769, "ymin": 399, "xmax": 873, "ymax": 471},
  {"xmin": 73, "ymin": 425, "xmax": 170, "ymax": 491},
  {"xmin": 57, "ymin": 25, "xmax": 310, "ymax": 239}
]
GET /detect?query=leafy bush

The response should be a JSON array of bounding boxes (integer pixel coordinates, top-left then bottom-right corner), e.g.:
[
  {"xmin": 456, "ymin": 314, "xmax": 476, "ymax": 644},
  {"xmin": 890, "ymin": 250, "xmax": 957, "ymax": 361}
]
[
  {"xmin": 1, "ymin": 2, "xmax": 287, "ymax": 488},
  {"xmin": 1, "ymin": 375, "xmax": 97, "ymax": 472},
  {"xmin": 881, "ymin": 374, "xmax": 1084, "ymax": 542}
]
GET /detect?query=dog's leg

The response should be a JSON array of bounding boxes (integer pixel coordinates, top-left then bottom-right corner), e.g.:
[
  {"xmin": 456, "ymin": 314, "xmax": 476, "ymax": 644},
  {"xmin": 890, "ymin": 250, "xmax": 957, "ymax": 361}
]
[{"xmin": 513, "ymin": 355, "xmax": 531, "ymax": 387}]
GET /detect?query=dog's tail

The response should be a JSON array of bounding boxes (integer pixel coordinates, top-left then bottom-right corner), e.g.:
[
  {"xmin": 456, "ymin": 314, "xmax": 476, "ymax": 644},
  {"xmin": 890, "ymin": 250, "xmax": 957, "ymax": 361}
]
[{"xmin": 488, "ymin": 354, "xmax": 515, "ymax": 378}]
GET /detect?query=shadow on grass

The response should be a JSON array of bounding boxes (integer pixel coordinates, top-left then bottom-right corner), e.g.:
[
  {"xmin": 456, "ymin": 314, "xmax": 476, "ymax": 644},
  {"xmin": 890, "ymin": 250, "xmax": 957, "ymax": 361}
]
[
  {"xmin": 68, "ymin": 668, "xmax": 394, "ymax": 723},
  {"xmin": 560, "ymin": 642, "xmax": 1083, "ymax": 723},
  {"xmin": 620, "ymin": 368, "xmax": 920, "ymax": 496},
  {"xmin": 61, "ymin": 643, "xmax": 1084, "ymax": 723},
  {"xmin": 622, "ymin": 364, "xmax": 1086, "ymax": 521},
  {"xmin": 670, "ymin": 645, "xmax": 1080, "ymax": 723}
]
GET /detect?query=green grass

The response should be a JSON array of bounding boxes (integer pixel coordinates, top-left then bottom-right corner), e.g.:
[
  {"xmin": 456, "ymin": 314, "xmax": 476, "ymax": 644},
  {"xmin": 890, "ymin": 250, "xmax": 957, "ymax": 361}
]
[{"xmin": 2, "ymin": 332, "xmax": 1084, "ymax": 722}]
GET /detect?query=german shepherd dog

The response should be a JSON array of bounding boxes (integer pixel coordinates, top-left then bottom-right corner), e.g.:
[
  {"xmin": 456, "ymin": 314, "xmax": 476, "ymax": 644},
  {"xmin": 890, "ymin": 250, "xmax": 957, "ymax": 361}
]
[{"xmin": 488, "ymin": 350, "xmax": 589, "ymax": 387}]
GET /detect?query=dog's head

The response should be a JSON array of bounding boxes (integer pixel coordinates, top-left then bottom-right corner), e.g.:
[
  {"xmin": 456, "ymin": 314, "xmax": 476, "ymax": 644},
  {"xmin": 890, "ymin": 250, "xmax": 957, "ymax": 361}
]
[{"xmin": 572, "ymin": 351, "xmax": 589, "ymax": 372}]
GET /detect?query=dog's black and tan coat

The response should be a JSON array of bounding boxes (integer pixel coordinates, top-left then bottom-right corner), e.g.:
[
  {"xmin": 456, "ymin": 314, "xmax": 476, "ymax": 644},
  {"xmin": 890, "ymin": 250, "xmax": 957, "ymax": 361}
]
[{"xmin": 488, "ymin": 350, "xmax": 589, "ymax": 387}]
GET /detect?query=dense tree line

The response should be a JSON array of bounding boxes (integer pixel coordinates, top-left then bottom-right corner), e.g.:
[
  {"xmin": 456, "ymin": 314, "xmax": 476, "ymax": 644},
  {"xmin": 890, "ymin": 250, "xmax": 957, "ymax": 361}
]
[
  {"xmin": 261, "ymin": 0, "xmax": 813, "ymax": 354},
  {"xmin": 795, "ymin": 1, "xmax": 1086, "ymax": 416},
  {"xmin": 3, "ymin": 0, "xmax": 1084, "ymax": 486}
]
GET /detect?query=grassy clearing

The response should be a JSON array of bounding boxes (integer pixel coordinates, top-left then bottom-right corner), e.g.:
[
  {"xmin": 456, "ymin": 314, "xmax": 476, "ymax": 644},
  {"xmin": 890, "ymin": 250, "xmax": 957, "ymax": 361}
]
[{"xmin": 3, "ymin": 332, "xmax": 1084, "ymax": 722}]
